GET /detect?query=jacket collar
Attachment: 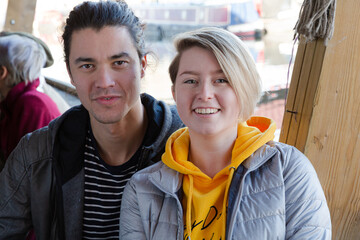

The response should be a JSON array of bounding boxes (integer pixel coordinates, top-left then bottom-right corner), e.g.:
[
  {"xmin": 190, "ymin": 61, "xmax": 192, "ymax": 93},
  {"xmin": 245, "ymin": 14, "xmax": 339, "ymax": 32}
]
[
  {"xmin": 149, "ymin": 163, "xmax": 183, "ymax": 195},
  {"xmin": 241, "ymin": 141, "xmax": 278, "ymax": 170},
  {"xmin": 49, "ymin": 93, "xmax": 183, "ymax": 184},
  {"xmin": 149, "ymin": 141, "xmax": 278, "ymax": 194},
  {"xmin": 0, "ymin": 79, "xmax": 40, "ymax": 114}
]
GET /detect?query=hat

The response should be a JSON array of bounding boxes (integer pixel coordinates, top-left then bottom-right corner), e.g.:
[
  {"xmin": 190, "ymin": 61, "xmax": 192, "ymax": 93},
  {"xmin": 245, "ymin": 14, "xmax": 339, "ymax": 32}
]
[{"xmin": 0, "ymin": 31, "xmax": 54, "ymax": 68}]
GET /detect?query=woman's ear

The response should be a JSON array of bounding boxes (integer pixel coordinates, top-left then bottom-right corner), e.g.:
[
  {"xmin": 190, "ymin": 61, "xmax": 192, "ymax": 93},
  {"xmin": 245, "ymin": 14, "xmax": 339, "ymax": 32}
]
[
  {"xmin": 171, "ymin": 85, "xmax": 176, "ymax": 102},
  {"xmin": 0, "ymin": 66, "xmax": 8, "ymax": 81}
]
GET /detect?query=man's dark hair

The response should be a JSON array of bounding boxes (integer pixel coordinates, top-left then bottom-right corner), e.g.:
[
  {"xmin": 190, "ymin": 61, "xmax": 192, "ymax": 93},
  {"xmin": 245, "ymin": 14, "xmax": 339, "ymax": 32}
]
[{"xmin": 62, "ymin": 0, "xmax": 146, "ymax": 68}]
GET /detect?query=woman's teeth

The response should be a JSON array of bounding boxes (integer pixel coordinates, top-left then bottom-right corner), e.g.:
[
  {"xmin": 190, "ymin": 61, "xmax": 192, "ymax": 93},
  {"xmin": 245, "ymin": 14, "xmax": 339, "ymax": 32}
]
[{"xmin": 194, "ymin": 108, "xmax": 219, "ymax": 114}]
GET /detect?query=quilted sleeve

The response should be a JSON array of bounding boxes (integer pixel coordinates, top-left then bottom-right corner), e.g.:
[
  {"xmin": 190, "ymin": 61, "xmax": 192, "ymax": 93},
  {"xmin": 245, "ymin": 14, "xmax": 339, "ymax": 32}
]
[{"xmin": 283, "ymin": 146, "xmax": 331, "ymax": 240}]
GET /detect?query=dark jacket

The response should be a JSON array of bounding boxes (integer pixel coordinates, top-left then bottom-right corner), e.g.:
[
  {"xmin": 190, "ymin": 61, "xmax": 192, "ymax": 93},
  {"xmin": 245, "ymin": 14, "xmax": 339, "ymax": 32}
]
[{"xmin": 0, "ymin": 93, "xmax": 183, "ymax": 239}]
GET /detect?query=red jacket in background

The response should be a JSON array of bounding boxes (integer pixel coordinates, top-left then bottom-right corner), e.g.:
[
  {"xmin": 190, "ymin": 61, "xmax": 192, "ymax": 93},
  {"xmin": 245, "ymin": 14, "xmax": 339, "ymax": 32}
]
[{"xmin": 0, "ymin": 78, "xmax": 61, "ymax": 162}]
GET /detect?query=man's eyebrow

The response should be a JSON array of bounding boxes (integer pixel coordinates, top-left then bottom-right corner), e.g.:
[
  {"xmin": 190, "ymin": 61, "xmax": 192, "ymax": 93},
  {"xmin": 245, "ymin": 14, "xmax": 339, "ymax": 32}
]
[
  {"xmin": 110, "ymin": 52, "xmax": 130, "ymax": 60},
  {"xmin": 74, "ymin": 57, "xmax": 94, "ymax": 65},
  {"xmin": 73, "ymin": 52, "xmax": 131, "ymax": 65}
]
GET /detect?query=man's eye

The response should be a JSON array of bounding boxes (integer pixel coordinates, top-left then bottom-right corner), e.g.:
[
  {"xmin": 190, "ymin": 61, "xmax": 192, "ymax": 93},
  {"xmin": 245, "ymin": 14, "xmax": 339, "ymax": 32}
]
[
  {"xmin": 114, "ymin": 60, "xmax": 126, "ymax": 66},
  {"xmin": 80, "ymin": 64, "xmax": 93, "ymax": 69}
]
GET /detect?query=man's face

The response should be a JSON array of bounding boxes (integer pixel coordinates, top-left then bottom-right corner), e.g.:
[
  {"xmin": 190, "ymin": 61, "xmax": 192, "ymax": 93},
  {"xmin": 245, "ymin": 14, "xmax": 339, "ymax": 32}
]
[{"xmin": 68, "ymin": 26, "xmax": 146, "ymax": 125}]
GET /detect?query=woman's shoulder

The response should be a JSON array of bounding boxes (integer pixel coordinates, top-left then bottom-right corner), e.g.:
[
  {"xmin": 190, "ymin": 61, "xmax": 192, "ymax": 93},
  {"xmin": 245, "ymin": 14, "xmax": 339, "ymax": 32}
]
[{"xmin": 128, "ymin": 161, "xmax": 182, "ymax": 194}]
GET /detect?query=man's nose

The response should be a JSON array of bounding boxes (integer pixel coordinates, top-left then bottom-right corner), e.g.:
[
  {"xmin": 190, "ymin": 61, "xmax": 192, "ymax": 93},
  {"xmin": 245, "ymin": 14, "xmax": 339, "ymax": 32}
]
[{"xmin": 95, "ymin": 67, "xmax": 115, "ymax": 88}]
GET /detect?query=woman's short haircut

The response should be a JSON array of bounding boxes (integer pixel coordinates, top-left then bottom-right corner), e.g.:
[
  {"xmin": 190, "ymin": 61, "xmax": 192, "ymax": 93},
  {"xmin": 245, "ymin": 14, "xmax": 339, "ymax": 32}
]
[
  {"xmin": 0, "ymin": 34, "xmax": 46, "ymax": 86},
  {"xmin": 169, "ymin": 27, "xmax": 262, "ymax": 122}
]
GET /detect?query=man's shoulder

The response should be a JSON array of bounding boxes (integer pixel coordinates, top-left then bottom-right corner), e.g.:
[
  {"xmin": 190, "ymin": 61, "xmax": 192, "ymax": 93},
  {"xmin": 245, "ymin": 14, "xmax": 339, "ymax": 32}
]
[
  {"xmin": 140, "ymin": 93, "xmax": 184, "ymax": 133},
  {"xmin": 19, "ymin": 105, "xmax": 88, "ymax": 151},
  {"xmin": 48, "ymin": 105, "xmax": 88, "ymax": 130}
]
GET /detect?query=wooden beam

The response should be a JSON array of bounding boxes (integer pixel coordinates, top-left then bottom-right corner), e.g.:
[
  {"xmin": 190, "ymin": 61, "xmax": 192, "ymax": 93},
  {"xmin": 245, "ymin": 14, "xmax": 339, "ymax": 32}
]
[
  {"xmin": 4, "ymin": 0, "xmax": 37, "ymax": 33},
  {"xmin": 279, "ymin": 37, "xmax": 326, "ymax": 152},
  {"xmin": 279, "ymin": 38, "xmax": 305, "ymax": 144}
]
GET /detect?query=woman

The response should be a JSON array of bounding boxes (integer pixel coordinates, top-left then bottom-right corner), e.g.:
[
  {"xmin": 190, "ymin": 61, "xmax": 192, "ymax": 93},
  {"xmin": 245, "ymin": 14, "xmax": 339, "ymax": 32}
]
[
  {"xmin": 0, "ymin": 32, "xmax": 61, "ymax": 170},
  {"xmin": 120, "ymin": 27, "xmax": 331, "ymax": 239}
]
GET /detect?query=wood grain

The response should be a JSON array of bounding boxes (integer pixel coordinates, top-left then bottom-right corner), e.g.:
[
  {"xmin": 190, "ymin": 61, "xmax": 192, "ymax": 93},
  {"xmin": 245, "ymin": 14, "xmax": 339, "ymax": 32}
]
[
  {"xmin": 4, "ymin": 0, "xmax": 36, "ymax": 33},
  {"xmin": 305, "ymin": 0, "xmax": 360, "ymax": 238}
]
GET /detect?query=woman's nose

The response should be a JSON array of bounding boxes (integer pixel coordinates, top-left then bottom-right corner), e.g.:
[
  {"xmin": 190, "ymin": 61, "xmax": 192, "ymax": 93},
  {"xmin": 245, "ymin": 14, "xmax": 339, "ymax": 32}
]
[{"xmin": 197, "ymin": 81, "xmax": 214, "ymax": 100}]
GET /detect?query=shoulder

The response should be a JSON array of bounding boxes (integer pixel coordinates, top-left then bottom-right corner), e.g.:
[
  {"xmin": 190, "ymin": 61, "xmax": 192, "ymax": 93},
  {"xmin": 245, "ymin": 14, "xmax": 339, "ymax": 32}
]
[
  {"xmin": 141, "ymin": 93, "xmax": 183, "ymax": 128},
  {"xmin": 244, "ymin": 141, "xmax": 321, "ymax": 190},
  {"xmin": 17, "ymin": 105, "xmax": 88, "ymax": 157},
  {"xmin": 270, "ymin": 141, "xmax": 316, "ymax": 175},
  {"xmin": 17, "ymin": 88, "xmax": 53, "ymax": 106},
  {"xmin": 251, "ymin": 141, "xmax": 313, "ymax": 171},
  {"xmin": 130, "ymin": 161, "xmax": 165, "ymax": 183},
  {"xmin": 3, "ymin": 124, "xmax": 54, "ymax": 178},
  {"xmin": 127, "ymin": 161, "xmax": 181, "ymax": 194},
  {"xmin": 15, "ymin": 89, "xmax": 60, "ymax": 115},
  {"xmin": 259, "ymin": 142, "xmax": 326, "ymax": 199}
]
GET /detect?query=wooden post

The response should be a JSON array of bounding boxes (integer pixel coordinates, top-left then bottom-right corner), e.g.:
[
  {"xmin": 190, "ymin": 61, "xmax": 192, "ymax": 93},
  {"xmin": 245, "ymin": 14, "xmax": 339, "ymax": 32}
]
[
  {"xmin": 4, "ymin": 0, "xmax": 37, "ymax": 33},
  {"xmin": 280, "ymin": 0, "xmax": 360, "ymax": 238},
  {"xmin": 279, "ymin": 37, "xmax": 326, "ymax": 152},
  {"xmin": 305, "ymin": 0, "xmax": 360, "ymax": 238}
]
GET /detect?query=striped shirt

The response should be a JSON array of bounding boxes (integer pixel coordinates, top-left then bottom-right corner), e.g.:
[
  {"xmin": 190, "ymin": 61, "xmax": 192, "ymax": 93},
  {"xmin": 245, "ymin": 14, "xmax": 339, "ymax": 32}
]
[{"xmin": 82, "ymin": 130, "xmax": 139, "ymax": 239}]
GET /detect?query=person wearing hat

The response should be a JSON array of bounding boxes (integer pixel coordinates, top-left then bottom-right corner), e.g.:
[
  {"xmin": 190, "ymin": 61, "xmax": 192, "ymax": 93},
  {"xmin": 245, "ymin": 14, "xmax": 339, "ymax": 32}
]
[{"xmin": 0, "ymin": 31, "xmax": 61, "ymax": 170}]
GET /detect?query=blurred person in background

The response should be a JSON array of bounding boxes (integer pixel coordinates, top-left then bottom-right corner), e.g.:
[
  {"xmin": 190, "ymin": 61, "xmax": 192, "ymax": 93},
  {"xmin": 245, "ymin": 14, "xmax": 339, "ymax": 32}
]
[{"xmin": 0, "ymin": 31, "xmax": 61, "ymax": 171}]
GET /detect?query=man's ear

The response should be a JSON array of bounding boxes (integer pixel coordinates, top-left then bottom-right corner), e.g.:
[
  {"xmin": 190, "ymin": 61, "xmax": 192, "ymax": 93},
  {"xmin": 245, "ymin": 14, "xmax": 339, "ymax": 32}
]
[
  {"xmin": 140, "ymin": 55, "xmax": 147, "ymax": 78},
  {"xmin": 0, "ymin": 66, "xmax": 8, "ymax": 81},
  {"xmin": 66, "ymin": 65, "xmax": 75, "ymax": 86}
]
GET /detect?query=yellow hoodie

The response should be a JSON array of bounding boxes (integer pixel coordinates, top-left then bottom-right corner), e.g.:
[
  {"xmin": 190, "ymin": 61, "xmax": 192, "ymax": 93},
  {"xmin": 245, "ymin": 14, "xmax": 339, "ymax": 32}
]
[{"xmin": 162, "ymin": 116, "xmax": 276, "ymax": 240}]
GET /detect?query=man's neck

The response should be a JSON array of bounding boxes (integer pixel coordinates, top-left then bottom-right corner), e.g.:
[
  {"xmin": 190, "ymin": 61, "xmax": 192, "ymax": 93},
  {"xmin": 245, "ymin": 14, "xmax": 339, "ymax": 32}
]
[{"xmin": 90, "ymin": 103, "xmax": 148, "ymax": 166}]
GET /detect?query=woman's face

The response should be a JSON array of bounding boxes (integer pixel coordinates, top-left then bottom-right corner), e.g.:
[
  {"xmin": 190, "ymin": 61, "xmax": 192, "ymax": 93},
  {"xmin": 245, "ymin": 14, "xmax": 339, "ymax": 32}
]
[{"xmin": 172, "ymin": 46, "xmax": 240, "ymax": 137}]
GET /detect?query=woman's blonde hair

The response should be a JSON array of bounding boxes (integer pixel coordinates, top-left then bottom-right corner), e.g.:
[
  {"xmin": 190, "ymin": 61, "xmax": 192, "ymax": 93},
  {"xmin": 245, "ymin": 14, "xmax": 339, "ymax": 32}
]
[{"xmin": 169, "ymin": 27, "xmax": 262, "ymax": 122}]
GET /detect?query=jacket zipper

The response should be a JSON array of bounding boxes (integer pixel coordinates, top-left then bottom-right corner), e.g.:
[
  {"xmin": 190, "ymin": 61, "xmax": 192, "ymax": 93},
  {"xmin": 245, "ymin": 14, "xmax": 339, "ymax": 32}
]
[
  {"xmin": 226, "ymin": 150, "xmax": 277, "ymax": 239},
  {"xmin": 149, "ymin": 174, "xmax": 184, "ymax": 240}
]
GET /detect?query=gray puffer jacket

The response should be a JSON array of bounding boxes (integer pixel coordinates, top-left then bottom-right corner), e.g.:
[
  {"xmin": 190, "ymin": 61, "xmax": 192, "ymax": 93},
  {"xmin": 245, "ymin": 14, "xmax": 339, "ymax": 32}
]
[{"xmin": 120, "ymin": 141, "xmax": 331, "ymax": 239}]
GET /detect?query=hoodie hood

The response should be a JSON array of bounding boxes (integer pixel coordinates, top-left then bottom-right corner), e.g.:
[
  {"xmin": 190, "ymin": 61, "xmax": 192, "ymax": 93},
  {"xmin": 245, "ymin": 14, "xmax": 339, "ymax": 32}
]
[
  {"xmin": 162, "ymin": 116, "xmax": 276, "ymax": 239},
  {"xmin": 162, "ymin": 116, "xmax": 276, "ymax": 175}
]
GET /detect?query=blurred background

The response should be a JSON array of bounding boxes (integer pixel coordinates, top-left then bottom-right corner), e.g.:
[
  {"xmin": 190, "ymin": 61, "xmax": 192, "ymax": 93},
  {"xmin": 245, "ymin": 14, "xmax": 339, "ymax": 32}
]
[{"xmin": 0, "ymin": 0, "xmax": 303, "ymax": 139}]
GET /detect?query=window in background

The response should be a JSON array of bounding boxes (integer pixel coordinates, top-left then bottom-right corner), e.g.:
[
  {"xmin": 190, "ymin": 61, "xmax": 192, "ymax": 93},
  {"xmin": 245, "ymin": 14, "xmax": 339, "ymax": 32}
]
[{"xmin": 0, "ymin": 0, "xmax": 9, "ymax": 31}]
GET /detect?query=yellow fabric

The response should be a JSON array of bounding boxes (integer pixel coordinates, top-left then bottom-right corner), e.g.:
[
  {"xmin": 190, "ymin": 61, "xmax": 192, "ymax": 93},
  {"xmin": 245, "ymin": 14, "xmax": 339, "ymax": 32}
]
[{"xmin": 162, "ymin": 116, "xmax": 276, "ymax": 239}]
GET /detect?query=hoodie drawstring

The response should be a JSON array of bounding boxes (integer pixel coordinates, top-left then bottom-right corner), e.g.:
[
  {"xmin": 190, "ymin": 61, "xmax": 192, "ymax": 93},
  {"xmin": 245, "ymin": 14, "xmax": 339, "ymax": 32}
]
[{"xmin": 186, "ymin": 175, "xmax": 194, "ymax": 240}]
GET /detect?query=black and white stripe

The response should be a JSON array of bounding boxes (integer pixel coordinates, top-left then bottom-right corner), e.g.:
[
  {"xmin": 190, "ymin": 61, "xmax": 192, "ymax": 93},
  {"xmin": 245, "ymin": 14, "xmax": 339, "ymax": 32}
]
[{"xmin": 82, "ymin": 132, "xmax": 138, "ymax": 239}]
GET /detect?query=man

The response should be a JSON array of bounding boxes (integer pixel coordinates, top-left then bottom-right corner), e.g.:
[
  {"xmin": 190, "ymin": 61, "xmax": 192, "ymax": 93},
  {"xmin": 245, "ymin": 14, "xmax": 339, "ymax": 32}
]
[
  {"xmin": 0, "ymin": 1, "xmax": 183, "ymax": 239},
  {"xmin": 0, "ymin": 32, "xmax": 61, "ymax": 170}
]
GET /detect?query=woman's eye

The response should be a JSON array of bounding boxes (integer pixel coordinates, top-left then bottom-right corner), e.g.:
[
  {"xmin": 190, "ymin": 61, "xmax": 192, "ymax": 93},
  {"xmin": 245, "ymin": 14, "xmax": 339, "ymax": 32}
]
[
  {"xmin": 216, "ymin": 78, "xmax": 228, "ymax": 83},
  {"xmin": 184, "ymin": 79, "xmax": 196, "ymax": 84}
]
